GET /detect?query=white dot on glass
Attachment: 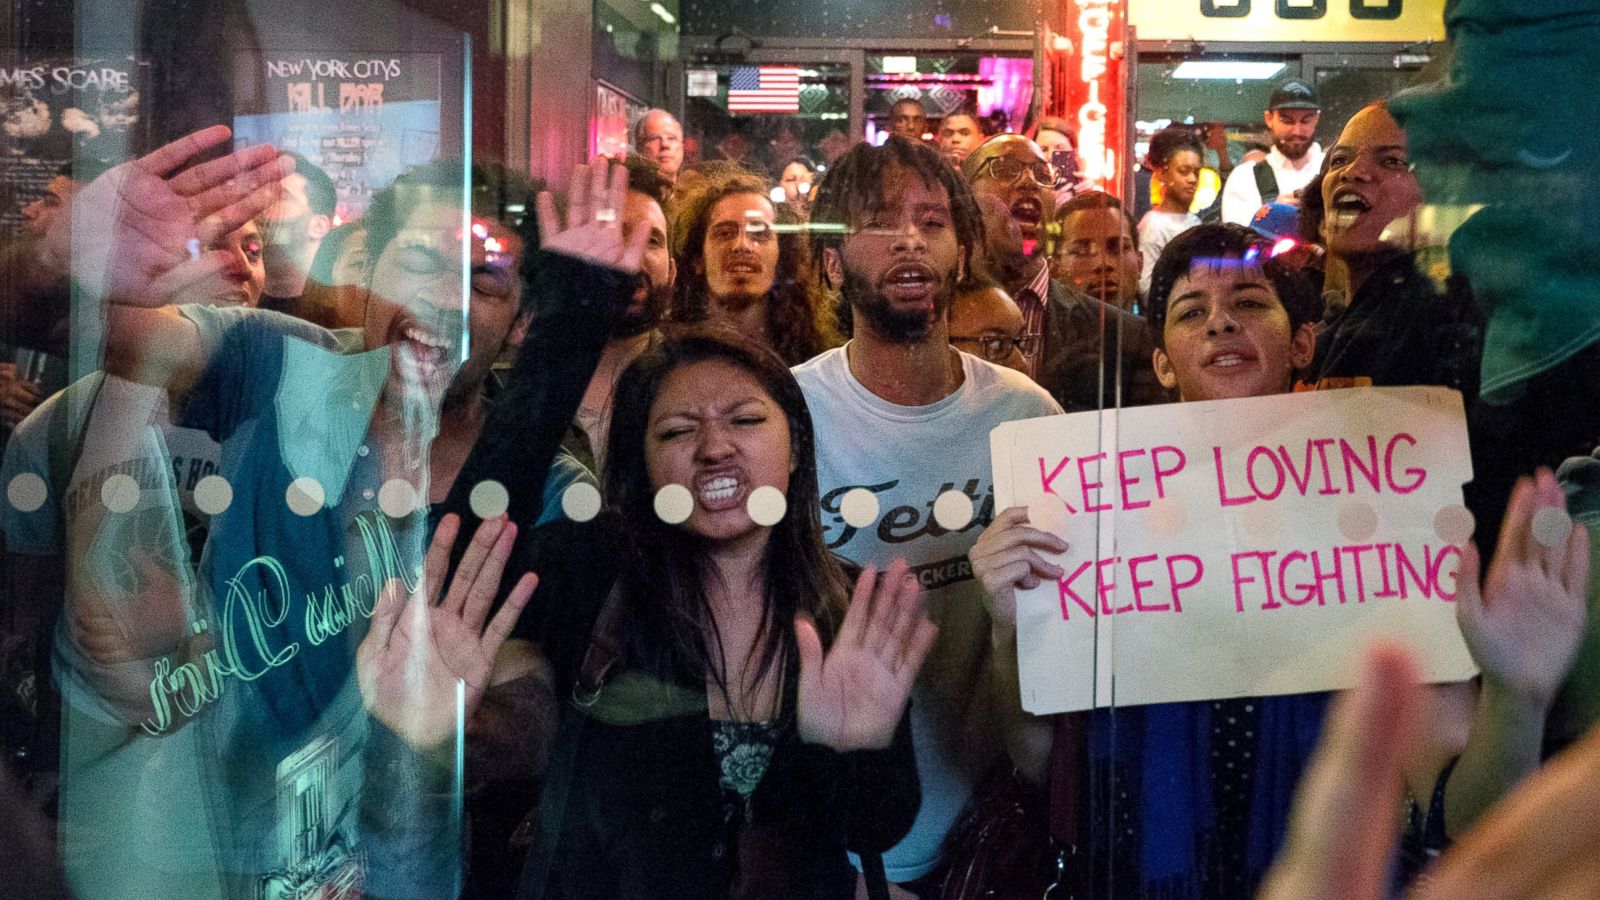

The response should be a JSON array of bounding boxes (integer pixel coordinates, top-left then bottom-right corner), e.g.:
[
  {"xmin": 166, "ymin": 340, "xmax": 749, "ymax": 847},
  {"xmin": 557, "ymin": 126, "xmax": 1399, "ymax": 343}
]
[
  {"xmin": 839, "ymin": 487, "xmax": 880, "ymax": 529},
  {"xmin": 6, "ymin": 473, "xmax": 46, "ymax": 513},
  {"xmin": 286, "ymin": 476, "xmax": 326, "ymax": 517},
  {"xmin": 560, "ymin": 482, "xmax": 602, "ymax": 522},
  {"xmin": 747, "ymin": 485, "xmax": 787, "ymax": 527},
  {"xmin": 653, "ymin": 483, "xmax": 694, "ymax": 524},
  {"xmin": 102, "ymin": 473, "xmax": 140, "ymax": 514},
  {"xmin": 932, "ymin": 490, "xmax": 974, "ymax": 531},
  {"xmin": 1532, "ymin": 506, "xmax": 1574, "ymax": 549},
  {"xmin": 470, "ymin": 480, "xmax": 510, "ymax": 520},
  {"xmin": 378, "ymin": 479, "xmax": 418, "ymax": 518},
  {"xmin": 193, "ymin": 475, "xmax": 233, "ymax": 516}
]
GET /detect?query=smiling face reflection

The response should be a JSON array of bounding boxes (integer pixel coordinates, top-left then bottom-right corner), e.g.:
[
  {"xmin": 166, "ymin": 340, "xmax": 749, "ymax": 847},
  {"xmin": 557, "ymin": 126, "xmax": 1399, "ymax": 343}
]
[
  {"xmin": 645, "ymin": 359, "xmax": 792, "ymax": 546},
  {"xmin": 362, "ymin": 198, "xmax": 524, "ymax": 409}
]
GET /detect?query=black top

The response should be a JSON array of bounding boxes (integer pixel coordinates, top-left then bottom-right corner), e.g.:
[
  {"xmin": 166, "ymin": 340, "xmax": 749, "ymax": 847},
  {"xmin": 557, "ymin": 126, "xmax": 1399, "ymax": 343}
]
[{"xmin": 1037, "ymin": 278, "xmax": 1171, "ymax": 413}]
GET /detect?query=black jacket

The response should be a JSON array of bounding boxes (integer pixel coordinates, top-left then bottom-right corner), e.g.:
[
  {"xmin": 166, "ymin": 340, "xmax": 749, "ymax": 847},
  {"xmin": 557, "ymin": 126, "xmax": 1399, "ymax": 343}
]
[{"xmin": 1036, "ymin": 278, "xmax": 1170, "ymax": 413}]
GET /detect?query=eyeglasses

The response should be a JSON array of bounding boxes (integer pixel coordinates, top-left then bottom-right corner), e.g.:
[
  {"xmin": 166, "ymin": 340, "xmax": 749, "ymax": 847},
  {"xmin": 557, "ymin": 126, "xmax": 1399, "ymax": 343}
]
[
  {"xmin": 976, "ymin": 156, "xmax": 1054, "ymax": 188},
  {"xmin": 951, "ymin": 332, "xmax": 1043, "ymax": 362}
]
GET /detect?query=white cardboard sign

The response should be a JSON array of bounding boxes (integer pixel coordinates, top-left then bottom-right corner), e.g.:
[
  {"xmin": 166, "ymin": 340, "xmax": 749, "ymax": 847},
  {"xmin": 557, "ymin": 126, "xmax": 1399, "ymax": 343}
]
[{"xmin": 990, "ymin": 387, "xmax": 1479, "ymax": 715}]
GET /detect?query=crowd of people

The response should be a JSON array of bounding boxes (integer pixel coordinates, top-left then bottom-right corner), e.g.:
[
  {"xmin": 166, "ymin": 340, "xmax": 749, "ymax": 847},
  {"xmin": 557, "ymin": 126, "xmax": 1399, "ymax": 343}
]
[{"xmin": 1, "ymin": 17, "xmax": 1599, "ymax": 900}]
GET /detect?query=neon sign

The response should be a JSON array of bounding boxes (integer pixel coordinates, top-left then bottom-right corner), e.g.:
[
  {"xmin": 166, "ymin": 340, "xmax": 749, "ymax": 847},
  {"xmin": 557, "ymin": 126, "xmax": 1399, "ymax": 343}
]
[{"xmin": 1056, "ymin": 0, "xmax": 1128, "ymax": 197}]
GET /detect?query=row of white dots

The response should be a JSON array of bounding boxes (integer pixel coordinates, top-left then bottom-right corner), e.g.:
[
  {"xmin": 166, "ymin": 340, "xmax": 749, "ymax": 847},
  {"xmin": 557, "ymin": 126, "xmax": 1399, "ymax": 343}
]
[{"xmin": 3, "ymin": 472, "xmax": 984, "ymax": 530}]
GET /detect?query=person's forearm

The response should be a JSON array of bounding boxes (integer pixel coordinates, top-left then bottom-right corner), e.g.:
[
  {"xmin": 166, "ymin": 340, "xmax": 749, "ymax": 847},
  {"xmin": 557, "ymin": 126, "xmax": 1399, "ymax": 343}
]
[
  {"xmin": 989, "ymin": 620, "xmax": 1051, "ymax": 784},
  {"xmin": 1442, "ymin": 679, "xmax": 1551, "ymax": 837}
]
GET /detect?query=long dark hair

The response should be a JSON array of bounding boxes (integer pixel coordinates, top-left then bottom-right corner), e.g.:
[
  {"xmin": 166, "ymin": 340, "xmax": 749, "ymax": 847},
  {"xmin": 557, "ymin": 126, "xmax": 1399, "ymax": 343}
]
[
  {"xmin": 603, "ymin": 326, "xmax": 850, "ymax": 710},
  {"xmin": 670, "ymin": 165, "xmax": 832, "ymax": 365}
]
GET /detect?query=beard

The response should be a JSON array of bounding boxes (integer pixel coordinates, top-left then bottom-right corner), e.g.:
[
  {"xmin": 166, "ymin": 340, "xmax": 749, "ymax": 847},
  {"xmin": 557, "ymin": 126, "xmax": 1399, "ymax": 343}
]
[
  {"xmin": 613, "ymin": 275, "xmax": 669, "ymax": 339},
  {"xmin": 840, "ymin": 267, "xmax": 954, "ymax": 345},
  {"xmin": 1276, "ymin": 136, "xmax": 1312, "ymax": 161}
]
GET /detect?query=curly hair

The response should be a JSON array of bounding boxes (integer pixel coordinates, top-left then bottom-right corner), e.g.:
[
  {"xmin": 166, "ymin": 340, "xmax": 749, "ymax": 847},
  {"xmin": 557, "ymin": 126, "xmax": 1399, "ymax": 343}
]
[{"xmin": 669, "ymin": 164, "xmax": 832, "ymax": 365}]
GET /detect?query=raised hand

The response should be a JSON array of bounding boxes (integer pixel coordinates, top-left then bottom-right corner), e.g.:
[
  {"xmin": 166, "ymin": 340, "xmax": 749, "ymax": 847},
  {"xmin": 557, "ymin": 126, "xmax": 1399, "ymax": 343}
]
[
  {"xmin": 1456, "ymin": 468, "xmax": 1589, "ymax": 707},
  {"xmin": 534, "ymin": 158, "xmax": 649, "ymax": 272},
  {"xmin": 357, "ymin": 514, "xmax": 538, "ymax": 750},
  {"xmin": 1256, "ymin": 642, "xmax": 1423, "ymax": 900},
  {"xmin": 42, "ymin": 125, "xmax": 293, "ymax": 308},
  {"xmin": 968, "ymin": 506, "xmax": 1069, "ymax": 634},
  {"xmin": 795, "ymin": 559, "xmax": 937, "ymax": 752}
]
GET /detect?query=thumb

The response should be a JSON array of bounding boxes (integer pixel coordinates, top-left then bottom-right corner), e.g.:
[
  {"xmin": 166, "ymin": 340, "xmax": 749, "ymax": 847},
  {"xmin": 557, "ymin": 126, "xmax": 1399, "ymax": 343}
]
[{"xmin": 1452, "ymin": 539, "xmax": 1483, "ymax": 626}]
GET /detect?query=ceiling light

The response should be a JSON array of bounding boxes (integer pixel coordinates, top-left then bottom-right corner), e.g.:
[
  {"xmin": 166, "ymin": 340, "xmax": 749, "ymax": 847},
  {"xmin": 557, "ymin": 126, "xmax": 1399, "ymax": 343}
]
[
  {"xmin": 1170, "ymin": 61, "xmax": 1285, "ymax": 80},
  {"xmin": 649, "ymin": 3, "xmax": 676, "ymax": 25}
]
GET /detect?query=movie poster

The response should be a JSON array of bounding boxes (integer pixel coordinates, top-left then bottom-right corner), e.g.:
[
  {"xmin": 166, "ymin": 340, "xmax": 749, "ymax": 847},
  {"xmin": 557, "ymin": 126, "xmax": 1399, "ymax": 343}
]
[
  {"xmin": 233, "ymin": 52, "xmax": 444, "ymax": 222},
  {"xmin": 0, "ymin": 54, "xmax": 145, "ymax": 239}
]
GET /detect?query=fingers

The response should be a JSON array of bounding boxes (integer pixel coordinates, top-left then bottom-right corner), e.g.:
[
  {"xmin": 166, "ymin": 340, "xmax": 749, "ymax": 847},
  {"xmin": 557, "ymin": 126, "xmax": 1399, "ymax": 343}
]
[
  {"xmin": 794, "ymin": 614, "xmax": 824, "ymax": 687},
  {"xmin": 168, "ymin": 143, "xmax": 289, "ymax": 198},
  {"xmin": 589, "ymin": 160, "xmax": 611, "ymax": 223},
  {"xmin": 133, "ymin": 125, "xmax": 234, "ymax": 178},
  {"xmin": 193, "ymin": 173, "xmax": 294, "ymax": 244},
  {"xmin": 1260, "ymin": 641, "xmax": 1422, "ymax": 900},
  {"xmin": 421, "ymin": 513, "xmax": 461, "ymax": 605},
  {"xmin": 1453, "ymin": 538, "xmax": 1484, "ymax": 635},
  {"xmin": 367, "ymin": 577, "xmax": 408, "ymax": 651},
  {"xmin": 618, "ymin": 207, "xmax": 652, "ymax": 272},
  {"xmin": 565, "ymin": 163, "xmax": 593, "ymax": 230},
  {"xmin": 864, "ymin": 559, "xmax": 911, "ymax": 657},
  {"xmin": 443, "ymin": 515, "xmax": 507, "ymax": 616},
  {"xmin": 1563, "ymin": 521, "xmax": 1590, "ymax": 599},
  {"xmin": 1498, "ymin": 474, "xmax": 1537, "ymax": 568},
  {"xmin": 840, "ymin": 563, "xmax": 877, "ymax": 650},
  {"xmin": 898, "ymin": 618, "xmax": 939, "ymax": 679},
  {"xmin": 483, "ymin": 573, "xmax": 539, "ymax": 649},
  {"xmin": 535, "ymin": 191, "xmax": 560, "ymax": 250},
  {"xmin": 462, "ymin": 520, "xmax": 519, "ymax": 635}
]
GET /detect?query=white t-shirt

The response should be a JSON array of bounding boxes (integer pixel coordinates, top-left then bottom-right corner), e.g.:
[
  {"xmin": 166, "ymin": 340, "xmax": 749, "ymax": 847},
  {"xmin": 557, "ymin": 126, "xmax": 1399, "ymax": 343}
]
[
  {"xmin": 1138, "ymin": 209, "xmax": 1201, "ymax": 298},
  {"xmin": 1220, "ymin": 143, "xmax": 1325, "ymax": 225},
  {"xmin": 794, "ymin": 345, "xmax": 1062, "ymax": 882}
]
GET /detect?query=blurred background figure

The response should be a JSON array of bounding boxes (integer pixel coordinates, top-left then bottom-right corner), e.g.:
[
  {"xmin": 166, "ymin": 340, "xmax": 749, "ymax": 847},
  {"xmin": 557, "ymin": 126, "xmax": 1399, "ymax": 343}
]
[
  {"xmin": 948, "ymin": 277, "xmax": 1032, "ymax": 375},
  {"xmin": 633, "ymin": 108, "xmax": 686, "ymax": 189},
  {"xmin": 889, "ymin": 97, "xmax": 929, "ymax": 142},
  {"xmin": 257, "ymin": 150, "xmax": 335, "ymax": 317},
  {"xmin": 776, "ymin": 155, "xmax": 817, "ymax": 220},
  {"xmin": 1137, "ymin": 127, "xmax": 1205, "ymax": 296}
]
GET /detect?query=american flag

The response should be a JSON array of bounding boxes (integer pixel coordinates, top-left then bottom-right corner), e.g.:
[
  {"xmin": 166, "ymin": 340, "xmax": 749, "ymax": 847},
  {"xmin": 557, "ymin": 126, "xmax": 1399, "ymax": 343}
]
[{"xmin": 727, "ymin": 65, "xmax": 801, "ymax": 113}]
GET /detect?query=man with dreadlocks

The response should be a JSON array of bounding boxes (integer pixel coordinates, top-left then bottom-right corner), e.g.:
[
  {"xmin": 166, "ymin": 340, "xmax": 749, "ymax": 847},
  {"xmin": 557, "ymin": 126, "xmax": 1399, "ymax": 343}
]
[{"xmin": 795, "ymin": 135, "xmax": 1062, "ymax": 893}]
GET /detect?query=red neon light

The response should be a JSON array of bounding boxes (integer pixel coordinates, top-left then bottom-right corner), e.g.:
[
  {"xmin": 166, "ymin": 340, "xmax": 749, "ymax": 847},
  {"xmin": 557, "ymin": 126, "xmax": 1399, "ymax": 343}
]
[{"xmin": 1057, "ymin": 0, "xmax": 1127, "ymax": 198}]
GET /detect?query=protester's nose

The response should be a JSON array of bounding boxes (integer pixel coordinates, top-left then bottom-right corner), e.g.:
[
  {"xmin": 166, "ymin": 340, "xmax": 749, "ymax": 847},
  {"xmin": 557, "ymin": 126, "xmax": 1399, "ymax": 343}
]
[
  {"xmin": 1207, "ymin": 306, "xmax": 1240, "ymax": 334},
  {"xmin": 696, "ymin": 421, "xmax": 736, "ymax": 462}
]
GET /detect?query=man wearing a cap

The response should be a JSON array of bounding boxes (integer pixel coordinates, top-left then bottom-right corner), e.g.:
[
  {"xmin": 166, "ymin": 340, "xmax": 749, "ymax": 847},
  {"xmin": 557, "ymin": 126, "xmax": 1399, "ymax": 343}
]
[{"xmin": 1221, "ymin": 80, "xmax": 1324, "ymax": 225}]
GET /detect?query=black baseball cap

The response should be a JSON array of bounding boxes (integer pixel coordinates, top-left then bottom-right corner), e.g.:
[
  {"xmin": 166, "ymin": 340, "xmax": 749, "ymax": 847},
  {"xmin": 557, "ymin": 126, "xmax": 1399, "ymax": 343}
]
[{"xmin": 1267, "ymin": 80, "xmax": 1320, "ymax": 111}]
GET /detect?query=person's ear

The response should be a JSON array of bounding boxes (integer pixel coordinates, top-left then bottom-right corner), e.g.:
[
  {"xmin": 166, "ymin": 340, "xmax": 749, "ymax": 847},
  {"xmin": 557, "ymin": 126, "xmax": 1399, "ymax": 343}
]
[
  {"xmin": 1153, "ymin": 345, "xmax": 1179, "ymax": 392},
  {"xmin": 667, "ymin": 257, "xmax": 678, "ymax": 291},
  {"xmin": 506, "ymin": 311, "xmax": 531, "ymax": 349},
  {"xmin": 308, "ymin": 214, "xmax": 332, "ymax": 241},
  {"xmin": 1290, "ymin": 321, "xmax": 1316, "ymax": 369},
  {"xmin": 693, "ymin": 256, "xmax": 705, "ymax": 278},
  {"xmin": 822, "ymin": 247, "xmax": 842, "ymax": 288}
]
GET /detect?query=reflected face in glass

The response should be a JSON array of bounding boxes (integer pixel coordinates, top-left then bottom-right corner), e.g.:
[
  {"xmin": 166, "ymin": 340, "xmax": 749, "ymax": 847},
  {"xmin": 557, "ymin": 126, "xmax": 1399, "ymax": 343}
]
[
  {"xmin": 970, "ymin": 140, "xmax": 1055, "ymax": 255},
  {"xmin": 330, "ymin": 227, "xmax": 370, "ymax": 287},
  {"xmin": 1035, "ymin": 128, "xmax": 1072, "ymax": 157},
  {"xmin": 1153, "ymin": 260, "xmax": 1314, "ymax": 401},
  {"xmin": 832, "ymin": 164, "xmax": 963, "ymax": 342},
  {"xmin": 938, "ymin": 115, "xmax": 983, "ymax": 162},
  {"xmin": 1054, "ymin": 206, "xmax": 1141, "ymax": 309},
  {"xmin": 1158, "ymin": 149, "xmax": 1202, "ymax": 209},
  {"xmin": 780, "ymin": 162, "xmax": 813, "ymax": 207},
  {"xmin": 699, "ymin": 193, "xmax": 778, "ymax": 311},
  {"xmin": 1320, "ymin": 106, "xmax": 1420, "ymax": 261},
  {"xmin": 637, "ymin": 111, "xmax": 685, "ymax": 179},
  {"xmin": 949, "ymin": 283, "xmax": 1028, "ymax": 372},
  {"xmin": 621, "ymin": 189, "xmax": 672, "ymax": 335},
  {"xmin": 196, "ymin": 219, "xmax": 266, "ymax": 308},
  {"xmin": 362, "ymin": 199, "xmax": 524, "ymax": 407},
  {"xmin": 645, "ymin": 359, "xmax": 792, "ymax": 546},
  {"xmin": 890, "ymin": 101, "xmax": 928, "ymax": 140},
  {"xmin": 1265, "ymin": 108, "xmax": 1321, "ymax": 161},
  {"xmin": 263, "ymin": 171, "xmax": 313, "ymax": 241},
  {"xmin": 20, "ymin": 175, "xmax": 78, "ymax": 236}
]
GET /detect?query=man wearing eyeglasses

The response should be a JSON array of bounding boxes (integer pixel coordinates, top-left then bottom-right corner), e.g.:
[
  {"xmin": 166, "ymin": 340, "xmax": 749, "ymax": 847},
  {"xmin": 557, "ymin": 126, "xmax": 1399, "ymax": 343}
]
[
  {"xmin": 948, "ymin": 277, "xmax": 1035, "ymax": 374},
  {"xmin": 633, "ymin": 109, "xmax": 685, "ymax": 186},
  {"xmin": 963, "ymin": 134, "xmax": 1168, "ymax": 410}
]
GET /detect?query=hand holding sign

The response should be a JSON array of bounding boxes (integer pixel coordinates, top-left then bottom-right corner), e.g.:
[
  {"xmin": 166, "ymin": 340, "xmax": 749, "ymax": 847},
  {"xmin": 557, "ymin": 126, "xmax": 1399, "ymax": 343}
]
[
  {"xmin": 1456, "ymin": 468, "xmax": 1589, "ymax": 707},
  {"xmin": 795, "ymin": 559, "xmax": 937, "ymax": 752},
  {"xmin": 358, "ymin": 513, "xmax": 537, "ymax": 750},
  {"xmin": 969, "ymin": 506, "xmax": 1069, "ymax": 635}
]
